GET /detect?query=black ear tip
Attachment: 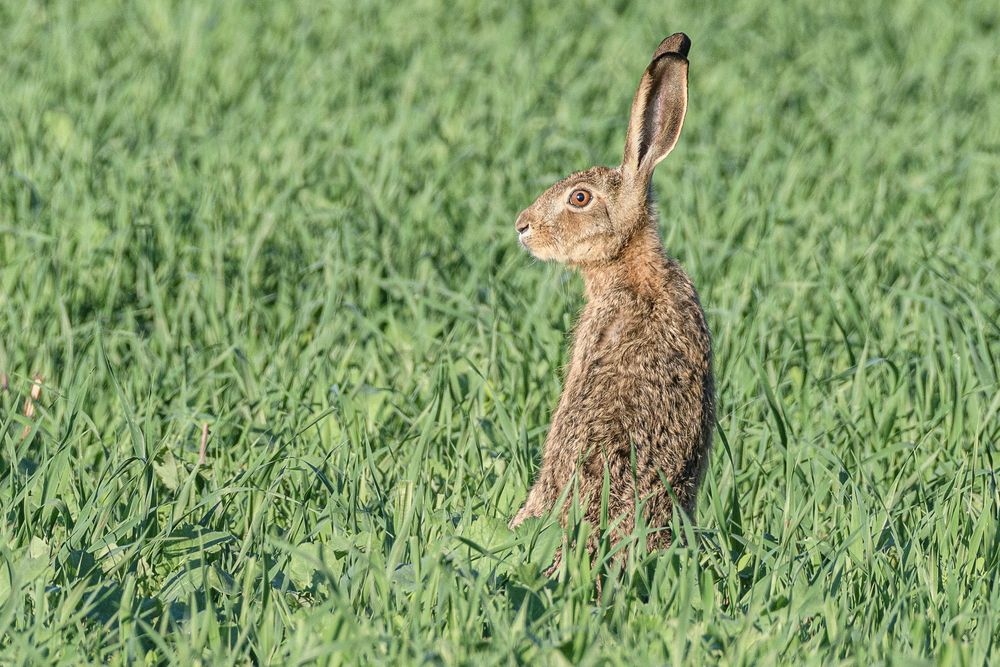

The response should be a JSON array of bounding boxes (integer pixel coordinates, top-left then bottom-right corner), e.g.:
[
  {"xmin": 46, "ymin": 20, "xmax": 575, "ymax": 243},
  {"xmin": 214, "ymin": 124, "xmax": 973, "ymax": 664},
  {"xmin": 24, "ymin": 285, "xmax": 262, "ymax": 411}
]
[{"xmin": 653, "ymin": 32, "xmax": 691, "ymax": 60}]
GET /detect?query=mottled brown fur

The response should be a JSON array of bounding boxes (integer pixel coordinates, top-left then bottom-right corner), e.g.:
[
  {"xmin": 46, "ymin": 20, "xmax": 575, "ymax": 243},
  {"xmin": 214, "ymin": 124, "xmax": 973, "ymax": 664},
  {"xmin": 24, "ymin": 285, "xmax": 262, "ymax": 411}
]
[{"xmin": 510, "ymin": 33, "xmax": 714, "ymax": 557}]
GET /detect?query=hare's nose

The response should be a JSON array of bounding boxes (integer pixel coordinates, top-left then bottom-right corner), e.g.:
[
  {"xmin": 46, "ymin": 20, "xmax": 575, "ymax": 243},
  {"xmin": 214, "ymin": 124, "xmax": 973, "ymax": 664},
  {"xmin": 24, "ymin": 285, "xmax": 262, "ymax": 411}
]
[{"xmin": 515, "ymin": 213, "xmax": 530, "ymax": 234}]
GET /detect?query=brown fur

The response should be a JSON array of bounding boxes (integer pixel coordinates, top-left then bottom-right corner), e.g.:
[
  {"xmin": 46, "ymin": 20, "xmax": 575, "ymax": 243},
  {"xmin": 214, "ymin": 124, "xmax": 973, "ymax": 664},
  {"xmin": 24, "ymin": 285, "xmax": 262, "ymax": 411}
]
[{"xmin": 510, "ymin": 34, "xmax": 714, "ymax": 556}]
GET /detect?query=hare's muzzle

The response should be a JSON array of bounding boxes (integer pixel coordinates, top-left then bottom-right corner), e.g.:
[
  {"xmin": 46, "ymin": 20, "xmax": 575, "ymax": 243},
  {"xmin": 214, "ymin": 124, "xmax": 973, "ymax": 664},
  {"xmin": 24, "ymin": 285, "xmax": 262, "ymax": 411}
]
[{"xmin": 515, "ymin": 212, "xmax": 530, "ymax": 235}]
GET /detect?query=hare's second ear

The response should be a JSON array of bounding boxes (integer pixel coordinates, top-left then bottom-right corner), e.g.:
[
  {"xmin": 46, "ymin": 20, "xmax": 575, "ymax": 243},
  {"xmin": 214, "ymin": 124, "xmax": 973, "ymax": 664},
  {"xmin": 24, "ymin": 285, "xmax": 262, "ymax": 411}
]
[{"xmin": 621, "ymin": 34, "xmax": 690, "ymax": 185}]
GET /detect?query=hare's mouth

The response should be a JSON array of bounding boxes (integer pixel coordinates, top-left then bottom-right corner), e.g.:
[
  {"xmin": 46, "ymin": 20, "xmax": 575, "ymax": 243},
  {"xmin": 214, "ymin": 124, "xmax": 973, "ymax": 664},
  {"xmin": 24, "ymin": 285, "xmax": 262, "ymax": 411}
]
[{"xmin": 518, "ymin": 228, "xmax": 532, "ymax": 247}]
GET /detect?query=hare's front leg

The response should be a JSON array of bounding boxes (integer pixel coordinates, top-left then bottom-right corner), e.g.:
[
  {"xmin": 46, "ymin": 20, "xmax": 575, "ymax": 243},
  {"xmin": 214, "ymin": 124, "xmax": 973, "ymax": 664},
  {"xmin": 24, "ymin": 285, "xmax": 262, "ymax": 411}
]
[{"xmin": 510, "ymin": 422, "xmax": 578, "ymax": 528}]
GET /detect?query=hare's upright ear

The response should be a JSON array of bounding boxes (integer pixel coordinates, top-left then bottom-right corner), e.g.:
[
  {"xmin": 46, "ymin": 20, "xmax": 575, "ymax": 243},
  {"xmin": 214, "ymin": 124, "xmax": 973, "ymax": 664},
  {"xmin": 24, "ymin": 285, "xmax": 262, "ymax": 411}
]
[{"xmin": 621, "ymin": 33, "xmax": 690, "ymax": 186}]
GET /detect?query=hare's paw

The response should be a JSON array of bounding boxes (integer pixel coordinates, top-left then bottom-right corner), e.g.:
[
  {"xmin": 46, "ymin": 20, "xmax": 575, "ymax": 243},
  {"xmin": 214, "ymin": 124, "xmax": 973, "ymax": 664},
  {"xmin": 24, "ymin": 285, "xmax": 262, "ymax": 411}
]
[
  {"xmin": 510, "ymin": 493, "xmax": 549, "ymax": 528},
  {"xmin": 509, "ymin": 506, "xmax": 530, "ymax": 529}
]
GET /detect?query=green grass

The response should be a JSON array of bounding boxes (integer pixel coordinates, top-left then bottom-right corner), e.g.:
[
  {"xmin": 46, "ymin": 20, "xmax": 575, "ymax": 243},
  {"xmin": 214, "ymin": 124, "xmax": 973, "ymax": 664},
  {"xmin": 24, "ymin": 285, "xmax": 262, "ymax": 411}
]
[{"xmin": 1, "ymin": 0, "xmax": 999, "ymax": 664}]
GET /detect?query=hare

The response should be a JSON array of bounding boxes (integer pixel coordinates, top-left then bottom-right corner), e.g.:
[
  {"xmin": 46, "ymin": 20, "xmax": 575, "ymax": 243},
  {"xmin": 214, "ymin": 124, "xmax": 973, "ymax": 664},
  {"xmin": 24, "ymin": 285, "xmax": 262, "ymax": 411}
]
[{"xmin": 509, "ymin": 33, "xmax": 714, "ymax": 559}]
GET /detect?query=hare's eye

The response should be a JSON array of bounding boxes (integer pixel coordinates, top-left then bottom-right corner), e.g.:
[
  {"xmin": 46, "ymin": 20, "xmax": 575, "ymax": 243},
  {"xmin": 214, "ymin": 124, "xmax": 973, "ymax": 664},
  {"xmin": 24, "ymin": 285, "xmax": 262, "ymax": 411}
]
[{"xmin": 568, "ymin": 189, "xmax": 592, "ymax": 208}]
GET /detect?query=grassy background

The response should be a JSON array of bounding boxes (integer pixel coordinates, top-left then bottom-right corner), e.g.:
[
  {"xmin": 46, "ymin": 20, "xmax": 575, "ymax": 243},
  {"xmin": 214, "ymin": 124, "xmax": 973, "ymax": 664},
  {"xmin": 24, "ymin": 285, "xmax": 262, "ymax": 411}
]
[{"xmin": 1, "ymin": 0, "xmax": 999, "ymax": 663}]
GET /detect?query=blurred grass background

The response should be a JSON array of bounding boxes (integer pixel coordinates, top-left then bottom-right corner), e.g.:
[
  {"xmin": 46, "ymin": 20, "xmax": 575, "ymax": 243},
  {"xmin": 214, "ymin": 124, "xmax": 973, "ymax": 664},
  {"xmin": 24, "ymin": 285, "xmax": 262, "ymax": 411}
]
[{"xmin": 1, "ymin": 0, "xmax": 998, "ymax": 663}]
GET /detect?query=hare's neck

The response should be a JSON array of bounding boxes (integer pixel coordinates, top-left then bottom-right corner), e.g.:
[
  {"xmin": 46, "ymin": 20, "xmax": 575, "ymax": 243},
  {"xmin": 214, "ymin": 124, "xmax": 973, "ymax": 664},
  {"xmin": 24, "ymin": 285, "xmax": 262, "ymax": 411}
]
[{"xmin": 580, "ymin": 225, "xmax": 668, "ymax": 302}]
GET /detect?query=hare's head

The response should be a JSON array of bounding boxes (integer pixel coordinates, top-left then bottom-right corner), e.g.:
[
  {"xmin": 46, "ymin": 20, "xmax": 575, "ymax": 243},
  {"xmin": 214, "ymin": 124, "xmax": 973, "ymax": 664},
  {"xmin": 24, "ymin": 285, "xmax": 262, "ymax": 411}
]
[{"xmin": 515, "ymin": 33, "xmax": 690, "ymax": 266}]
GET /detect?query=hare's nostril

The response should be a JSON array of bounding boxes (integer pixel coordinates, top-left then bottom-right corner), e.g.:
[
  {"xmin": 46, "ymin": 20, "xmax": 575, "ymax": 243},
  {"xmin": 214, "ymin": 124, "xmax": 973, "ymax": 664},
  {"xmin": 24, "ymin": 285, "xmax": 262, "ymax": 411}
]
[{"xmin": 515, "ymin": 215, "xmax": 530, "ymax": 234}]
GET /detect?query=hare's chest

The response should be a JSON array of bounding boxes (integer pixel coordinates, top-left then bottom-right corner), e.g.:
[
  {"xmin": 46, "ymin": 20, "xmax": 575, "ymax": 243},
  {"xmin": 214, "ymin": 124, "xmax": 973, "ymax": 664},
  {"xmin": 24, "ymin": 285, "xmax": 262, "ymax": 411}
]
[
  {"xmin": 563, "ymin": 302, "xmax": 677, "ymax": 398},
  {"xmin": 566, "ymin": 311, "xmax": 633, "ymax": 384}
]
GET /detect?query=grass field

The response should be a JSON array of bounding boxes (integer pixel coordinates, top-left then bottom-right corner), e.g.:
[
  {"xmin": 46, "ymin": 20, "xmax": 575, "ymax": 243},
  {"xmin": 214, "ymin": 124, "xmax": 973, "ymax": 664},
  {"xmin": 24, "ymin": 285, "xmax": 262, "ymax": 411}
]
[{"xmin": 2, "ymin": 0, "xmax": 999, "ymax": 664}]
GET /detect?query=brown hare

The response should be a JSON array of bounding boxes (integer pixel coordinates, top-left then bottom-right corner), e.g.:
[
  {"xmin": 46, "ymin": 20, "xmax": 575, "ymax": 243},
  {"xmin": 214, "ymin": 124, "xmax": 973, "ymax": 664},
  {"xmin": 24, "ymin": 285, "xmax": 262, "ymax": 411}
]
[{"xmin": 509, "ymin": 33, "xmax": 714, "ymax": 561}]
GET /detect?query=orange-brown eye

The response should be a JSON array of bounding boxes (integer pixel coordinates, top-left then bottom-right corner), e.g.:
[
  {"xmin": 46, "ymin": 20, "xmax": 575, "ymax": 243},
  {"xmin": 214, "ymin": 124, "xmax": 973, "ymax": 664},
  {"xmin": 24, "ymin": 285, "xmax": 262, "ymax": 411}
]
[{"xmin": 568, "ymin": 189, "xmax": 592, "ymax": 208}]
